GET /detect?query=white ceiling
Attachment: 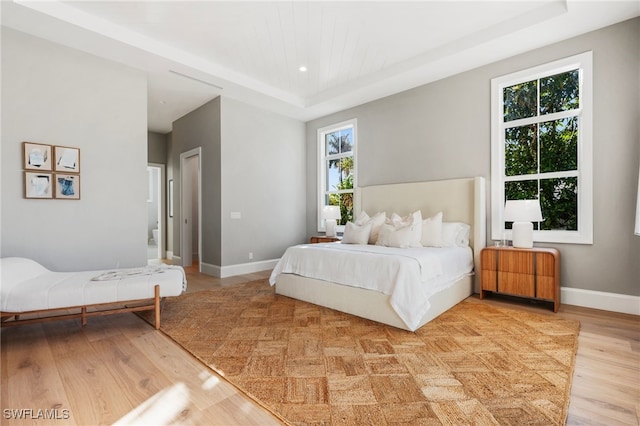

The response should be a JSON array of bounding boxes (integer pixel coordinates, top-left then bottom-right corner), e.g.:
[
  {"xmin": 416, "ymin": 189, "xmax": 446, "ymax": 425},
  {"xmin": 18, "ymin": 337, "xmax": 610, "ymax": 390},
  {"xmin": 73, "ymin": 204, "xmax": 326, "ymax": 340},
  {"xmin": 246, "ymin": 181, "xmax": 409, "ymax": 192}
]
[{"xmin": 2, "ymin": 1, "xmax": 639, "ymax": 133}]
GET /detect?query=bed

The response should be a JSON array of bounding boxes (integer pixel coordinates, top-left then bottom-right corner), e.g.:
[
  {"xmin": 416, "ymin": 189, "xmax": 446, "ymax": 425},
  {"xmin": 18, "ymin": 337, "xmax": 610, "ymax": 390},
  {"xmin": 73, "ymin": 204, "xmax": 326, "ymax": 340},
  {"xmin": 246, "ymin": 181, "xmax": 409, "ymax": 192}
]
[
  {"xmin": 270, "ymin": 177, "xmax": 486, "ymax": 331},
  {"xmin": 0, "ymin": 257, "xmax": 186, "ymax": 329}
]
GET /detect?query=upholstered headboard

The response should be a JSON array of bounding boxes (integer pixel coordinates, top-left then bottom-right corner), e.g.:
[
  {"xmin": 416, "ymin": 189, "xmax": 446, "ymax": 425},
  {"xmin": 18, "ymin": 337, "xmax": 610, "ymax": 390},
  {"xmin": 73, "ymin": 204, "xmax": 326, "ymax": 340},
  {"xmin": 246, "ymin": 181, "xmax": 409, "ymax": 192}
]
[{"xmin": 354, "ymin": 177, "xmax": 486, "ymax": 292}]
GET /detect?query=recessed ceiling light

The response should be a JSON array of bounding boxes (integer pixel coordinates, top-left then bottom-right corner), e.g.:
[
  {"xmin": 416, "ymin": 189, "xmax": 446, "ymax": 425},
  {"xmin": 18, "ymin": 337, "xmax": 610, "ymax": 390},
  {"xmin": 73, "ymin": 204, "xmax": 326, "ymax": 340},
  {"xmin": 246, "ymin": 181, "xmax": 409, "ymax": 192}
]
[{"xmin": 299, "ymin": 66, "xmax": 307, "ymax": 72}]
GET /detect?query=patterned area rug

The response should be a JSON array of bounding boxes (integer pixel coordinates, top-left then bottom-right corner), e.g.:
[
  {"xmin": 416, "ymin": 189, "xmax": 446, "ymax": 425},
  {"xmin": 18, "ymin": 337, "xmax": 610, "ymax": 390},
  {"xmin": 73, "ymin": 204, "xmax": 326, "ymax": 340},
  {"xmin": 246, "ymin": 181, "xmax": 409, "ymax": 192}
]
[{"xmin": 144, "ymin": 279, "xmax": 579, "ymax": 425}]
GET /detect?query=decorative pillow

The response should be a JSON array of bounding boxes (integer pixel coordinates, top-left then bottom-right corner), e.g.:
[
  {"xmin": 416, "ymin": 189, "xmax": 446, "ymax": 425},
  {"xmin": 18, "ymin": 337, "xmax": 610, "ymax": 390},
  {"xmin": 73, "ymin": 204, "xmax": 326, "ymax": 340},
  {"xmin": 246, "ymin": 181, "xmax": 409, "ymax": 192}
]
[
  {"xmin": 0, "ymin": 257, "xmax": 49, "ymax": 288},
  {"xmin": 441, "ymin": 222, "xmax": 471, "ymax": 247},
  {"xmin": 375, "ymin": 222, "xmax": 416, "ymax": 248},
  {"xmin": 355, "ymin": 211, "xmax": 386, "ymax": 244},
  {"xmin": 389, "ymin": 210, "xmax": 423, "ymax": 247},
  {"xmin": 421, "ymin": 211, "xmax": 443, "ymax": 247},
  {"xmin": 341, "ymin": 221, "xmax": 372, "ymax": 245},
  {"xmin": 354, "ymin": 211, "xmax": 370, "ymax": 225}
]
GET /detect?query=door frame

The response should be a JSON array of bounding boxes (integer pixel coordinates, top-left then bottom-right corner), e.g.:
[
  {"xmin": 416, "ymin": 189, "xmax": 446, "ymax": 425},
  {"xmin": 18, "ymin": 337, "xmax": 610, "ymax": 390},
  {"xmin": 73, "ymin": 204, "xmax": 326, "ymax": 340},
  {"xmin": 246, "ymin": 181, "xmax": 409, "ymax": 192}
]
[
  {"xmin": 148, "ymin": 162, "xmax": 166, "ymax": 260},
  {"xmin": 180, "ymin": 147, "xmax": 202, "ymax": 270}
]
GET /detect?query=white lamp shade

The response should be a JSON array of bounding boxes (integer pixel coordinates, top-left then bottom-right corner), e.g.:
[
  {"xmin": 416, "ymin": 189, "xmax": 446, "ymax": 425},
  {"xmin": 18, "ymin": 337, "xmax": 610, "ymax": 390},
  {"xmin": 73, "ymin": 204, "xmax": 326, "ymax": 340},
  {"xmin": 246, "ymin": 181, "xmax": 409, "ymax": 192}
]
[
  {"xmin": 322, "ymin": 205, "xmax": 341, "ymax": 220},
  {"xmin": 504, "ymin": 200, "xmax": 542, "ymax": 248},
  {"xmin": 504, "ymin": 200, "xmax": 543, "ymax": 223}
]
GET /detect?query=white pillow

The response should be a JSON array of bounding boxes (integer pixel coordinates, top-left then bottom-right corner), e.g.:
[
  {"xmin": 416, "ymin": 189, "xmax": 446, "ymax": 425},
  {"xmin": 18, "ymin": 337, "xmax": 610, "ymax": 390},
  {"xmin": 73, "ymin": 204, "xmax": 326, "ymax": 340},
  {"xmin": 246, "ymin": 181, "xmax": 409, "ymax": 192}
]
[
  {"xmin": 375, "ymin": 222, "xmax": 416, "ymax": 248},
  {"xmin": 421, "ymin": 211, "xmax": 443, "ymax": 247},
  {"xmin": 441, "ymin": 222, "xmax": 471, "ymax": 247},
  {"xmin": 0, "ymin": 257, "xmax": 49, "ymax": 288},
  {"xmin": 389, "ymin": 210, "xmax": 423, "ymax": 247},
  {"xmin": 341, "ymin": 221, "xmax": 372, "ymax": 245},
  {"xmin": 355, "ymin": 211, "xmax": 386, "ymax": 244}
]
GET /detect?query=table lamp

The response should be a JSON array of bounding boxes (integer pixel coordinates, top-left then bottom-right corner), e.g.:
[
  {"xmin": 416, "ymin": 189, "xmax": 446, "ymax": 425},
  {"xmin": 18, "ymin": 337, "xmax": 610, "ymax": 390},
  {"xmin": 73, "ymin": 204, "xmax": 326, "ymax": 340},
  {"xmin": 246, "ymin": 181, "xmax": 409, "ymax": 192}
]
[
  {"xmin": 322, "ymin": 205, "xmax": 341, "ymax": 237},
  {"xmin": 504, "ymin": 199, "xmax": 543, "ymax": 248}
]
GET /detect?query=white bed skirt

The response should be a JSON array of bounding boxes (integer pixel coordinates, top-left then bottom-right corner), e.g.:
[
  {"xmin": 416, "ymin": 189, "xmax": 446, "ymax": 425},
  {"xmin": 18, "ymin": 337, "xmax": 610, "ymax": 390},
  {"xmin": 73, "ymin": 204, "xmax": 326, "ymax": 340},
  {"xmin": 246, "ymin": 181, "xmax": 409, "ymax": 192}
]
[{"xmin": 275, "ymin": 273, "xmax": 473, "ymax": 331}]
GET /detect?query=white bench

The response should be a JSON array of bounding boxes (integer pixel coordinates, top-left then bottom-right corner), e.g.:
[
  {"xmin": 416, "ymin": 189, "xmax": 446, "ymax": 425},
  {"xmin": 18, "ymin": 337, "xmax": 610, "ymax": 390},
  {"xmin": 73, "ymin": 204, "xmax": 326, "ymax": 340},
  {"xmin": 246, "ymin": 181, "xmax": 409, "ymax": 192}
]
[{"xmin": 1, "ymin": 257, "xmax": 186, "ymax": 329}]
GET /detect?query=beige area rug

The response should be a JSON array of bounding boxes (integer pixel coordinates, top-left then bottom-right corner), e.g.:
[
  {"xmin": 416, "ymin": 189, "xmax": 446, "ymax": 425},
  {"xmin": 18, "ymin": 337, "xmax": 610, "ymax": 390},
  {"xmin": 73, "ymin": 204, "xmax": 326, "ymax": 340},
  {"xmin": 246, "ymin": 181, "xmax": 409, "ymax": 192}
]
[{"xmin": 142, "ymin": 280, "xmax": 579, "ymax": 425}]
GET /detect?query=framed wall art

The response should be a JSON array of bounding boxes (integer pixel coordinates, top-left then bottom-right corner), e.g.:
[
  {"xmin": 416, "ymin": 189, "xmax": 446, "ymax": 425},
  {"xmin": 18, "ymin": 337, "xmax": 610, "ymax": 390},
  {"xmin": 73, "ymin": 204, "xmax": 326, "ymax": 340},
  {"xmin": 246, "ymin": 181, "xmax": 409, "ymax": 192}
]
[
  {"xmin": 54, "ymin": 145, "xmax": 80, "ymax": 173},
  {"xmin": 24, "ymin": 172, "xmax": 53, "ymax": 199},
  {"xmin": 54, "ymin": 174, "xmax": 81, "ymax": 200},
  {"xmin": 23, "ymin": 142, "xmax": 52, "ymax": 171}
]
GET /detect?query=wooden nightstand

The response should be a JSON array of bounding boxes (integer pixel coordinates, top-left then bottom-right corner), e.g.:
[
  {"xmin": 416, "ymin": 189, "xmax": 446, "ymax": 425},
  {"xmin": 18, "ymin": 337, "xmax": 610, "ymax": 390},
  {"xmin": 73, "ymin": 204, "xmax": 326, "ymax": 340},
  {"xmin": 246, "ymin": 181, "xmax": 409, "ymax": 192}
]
[
  {"xmin": 309, "ymin": 236, "xmax": 340, "ymax": 244},
  {"xmin": 480, "ymin": 246, "xmax": 560, "ymax": 312}
]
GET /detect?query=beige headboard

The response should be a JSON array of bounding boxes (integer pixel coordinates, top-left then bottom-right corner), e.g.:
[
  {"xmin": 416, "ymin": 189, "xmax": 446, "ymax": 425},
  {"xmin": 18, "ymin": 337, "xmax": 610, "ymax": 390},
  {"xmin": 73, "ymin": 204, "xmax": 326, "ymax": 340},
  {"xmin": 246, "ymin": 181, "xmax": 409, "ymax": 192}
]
[{"xmin": 354, "ymin": 177, "xmax": 486, "ymax": 292}]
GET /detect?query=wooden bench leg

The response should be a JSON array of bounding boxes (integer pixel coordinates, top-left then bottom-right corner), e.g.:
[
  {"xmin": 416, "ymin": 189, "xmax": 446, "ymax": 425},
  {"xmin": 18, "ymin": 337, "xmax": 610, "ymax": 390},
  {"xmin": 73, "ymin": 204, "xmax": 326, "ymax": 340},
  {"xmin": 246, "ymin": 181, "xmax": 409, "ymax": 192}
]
[{"xmin": 81, "ymin": 307, "xmax": 87, "ymax": 326}]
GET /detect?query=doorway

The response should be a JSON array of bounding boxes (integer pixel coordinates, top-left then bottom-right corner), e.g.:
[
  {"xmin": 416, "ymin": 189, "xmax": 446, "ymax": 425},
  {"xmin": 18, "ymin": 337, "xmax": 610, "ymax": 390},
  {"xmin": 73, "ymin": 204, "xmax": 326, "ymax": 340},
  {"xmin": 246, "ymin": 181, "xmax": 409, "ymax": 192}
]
[
  {"xmin": 180, "ymin": 148, "xmax": 202, "ymax": 269},
  {"xmin": 147, "ymin": 163, "xmax": 166, "ymax": 264}
]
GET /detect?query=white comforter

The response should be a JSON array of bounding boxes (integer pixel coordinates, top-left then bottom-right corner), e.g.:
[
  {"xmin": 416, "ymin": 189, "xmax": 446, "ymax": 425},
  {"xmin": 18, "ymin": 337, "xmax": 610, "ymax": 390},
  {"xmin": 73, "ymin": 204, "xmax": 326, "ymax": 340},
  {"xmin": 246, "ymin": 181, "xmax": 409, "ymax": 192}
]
[{"xmin": 269, "ymin": 243, "xmax": 473, "ymax": 330}]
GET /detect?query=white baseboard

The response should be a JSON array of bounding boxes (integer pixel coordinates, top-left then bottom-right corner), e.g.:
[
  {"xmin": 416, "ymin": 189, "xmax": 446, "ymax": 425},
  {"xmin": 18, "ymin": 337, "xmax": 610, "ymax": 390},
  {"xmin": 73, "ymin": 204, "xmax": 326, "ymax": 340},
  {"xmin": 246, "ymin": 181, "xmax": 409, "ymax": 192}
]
[
  {"xmin": 562, "ymin": 287, "xmax": 640, "ymax": 316},
  {"xmin": 200, "ymin": 259, "xmax": 279, "ymax": 279}
]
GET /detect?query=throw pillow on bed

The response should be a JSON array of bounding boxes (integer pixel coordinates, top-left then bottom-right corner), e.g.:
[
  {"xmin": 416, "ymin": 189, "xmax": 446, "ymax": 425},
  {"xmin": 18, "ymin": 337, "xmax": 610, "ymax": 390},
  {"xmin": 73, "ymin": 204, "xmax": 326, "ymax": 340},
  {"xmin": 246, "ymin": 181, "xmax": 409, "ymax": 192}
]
[
  {"xmin": 341, "ymin": 221, "xmax": 372, "ymax": 245},
  {"xmin": 441, "ymin": 222, "xmax": 471, "ymax": 247},
  {"xmin": 375, "ymin": 222, "xmax": 415, "ymax": 248},
  {"xmin": 389, "ymin": 210, "xmax": 423, "ymax": 247},
  {"xmin": 354, "ymin": 211, "xmax": 386, "ymax": 244},
  {"xmin": 421, "ymin": 211, "xmax": 443, "ymax": 247}
]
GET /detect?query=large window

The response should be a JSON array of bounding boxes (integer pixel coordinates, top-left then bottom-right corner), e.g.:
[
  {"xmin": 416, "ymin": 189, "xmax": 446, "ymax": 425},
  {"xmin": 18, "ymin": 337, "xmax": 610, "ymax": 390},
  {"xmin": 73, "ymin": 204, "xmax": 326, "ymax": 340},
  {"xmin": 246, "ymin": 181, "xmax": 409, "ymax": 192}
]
[
  {"xmin": 491, "ymin": 52, "xmax": 592, "ymax": 244},
  {"xmin": 317, "ymin": 119, "xmax": 357, "ymax": 232}
]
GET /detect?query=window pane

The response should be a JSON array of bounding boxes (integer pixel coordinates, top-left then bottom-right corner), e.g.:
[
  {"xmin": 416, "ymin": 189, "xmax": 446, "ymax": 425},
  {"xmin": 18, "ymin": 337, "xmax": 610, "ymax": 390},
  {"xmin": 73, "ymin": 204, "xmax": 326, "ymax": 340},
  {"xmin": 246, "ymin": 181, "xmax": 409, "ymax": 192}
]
[
  {"xmin": 540, "ymin": 177, "xmax": 578, "ymax": 231},
  {"xmin": 325, "ymin": 131, "xmax": 340, "ymax": 155},
  {"xmin": 326, "ymin": 157, "xmax": 354, "ymax": 191},
  {"xmin": 539, "ymin": 117, "xmax": 578, "ymax": 173},
  {"xmin": 540, "ymin": 70, "xmax": 579, "ymax": 115},
  {"xmin": 504, "ymin": 81, "xmax": 537, "ymax": 122},
  {"xmin": 505, "ymin": 125, "xmax": 537, "ymax": 176},
  {"xmin": 325, "ymin": 160, "xmax": 341, "ymax": 190},
  {"xmin": 325, "ymin": 128, "xmax": 353, "ymax": 155},
  {"xmin": 340, "ymin": 128, "xmax": 353, "ymax": 153},
  {"xmin": 338, "ymin": 192, "xmax": 353, "ymax": 225}
]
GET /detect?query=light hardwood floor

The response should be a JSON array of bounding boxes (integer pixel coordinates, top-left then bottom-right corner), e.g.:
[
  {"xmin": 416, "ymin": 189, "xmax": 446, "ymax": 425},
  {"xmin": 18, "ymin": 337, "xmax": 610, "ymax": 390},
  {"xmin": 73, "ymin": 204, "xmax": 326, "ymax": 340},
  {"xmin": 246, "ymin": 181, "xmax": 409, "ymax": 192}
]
[{"xmin": 1, "ymin": 265, "xmax": 638, "ymax": 425}]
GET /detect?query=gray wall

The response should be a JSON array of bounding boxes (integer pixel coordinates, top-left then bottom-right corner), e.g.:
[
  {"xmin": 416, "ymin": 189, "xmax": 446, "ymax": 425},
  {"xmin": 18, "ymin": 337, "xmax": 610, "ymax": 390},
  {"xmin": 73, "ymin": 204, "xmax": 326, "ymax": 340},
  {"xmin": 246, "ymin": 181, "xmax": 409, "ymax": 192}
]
[
  {"xmin": 305, "ymin": 18, "xmax": 640, "ymax": 297},
  {"xmin": 1, "ymin": 28, "xmax": 148, "ymax": 271},
  {"xmin": 148, "ymin": 131, "xmax": 168, "ymax": 165},
  {"xmin": 171, "ymin": 97, "xmax": 222, "ymax": 265},
  {"xmin": 170, "ymin": 96, "xmax": 307, "ymax": 269},
  {"xmin": 220, "ymin": 97, "xmax": 306, "ymax": 266}
]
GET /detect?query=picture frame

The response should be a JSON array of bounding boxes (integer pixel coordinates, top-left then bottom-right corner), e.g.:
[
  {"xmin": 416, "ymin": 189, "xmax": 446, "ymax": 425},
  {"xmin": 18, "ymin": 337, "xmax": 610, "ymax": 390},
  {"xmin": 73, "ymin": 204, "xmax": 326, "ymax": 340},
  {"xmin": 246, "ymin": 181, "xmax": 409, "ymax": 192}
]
[
  {"xmin": 23, "ymin": 142, "xmax": 53, "ymax": 171},
  {"xmin": 168, "ymin": 179, "xmax": 174, "ymax": 217},
  {"xmin": 54, "ymin": 145, "xmax": 80, "ymax": 173},
  {"xmin": 54, "ymin": 174, "xmax": 81, "ymax": 200},
  {"xmin": 24, "ymin": 172, "xmax": 53, "ymax": 199}
]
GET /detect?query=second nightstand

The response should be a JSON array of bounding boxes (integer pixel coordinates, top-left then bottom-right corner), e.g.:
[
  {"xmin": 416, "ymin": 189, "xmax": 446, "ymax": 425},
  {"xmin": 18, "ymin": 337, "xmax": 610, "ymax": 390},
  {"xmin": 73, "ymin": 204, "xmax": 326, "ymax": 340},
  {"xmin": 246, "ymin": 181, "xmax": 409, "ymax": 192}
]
[
  {"xmin": 480, "ymin": 246, "xmax": 560, "ymax": 312},
  {"xmin": 309, "ymin": 236, "xmax": 340, "ymax": 244}
]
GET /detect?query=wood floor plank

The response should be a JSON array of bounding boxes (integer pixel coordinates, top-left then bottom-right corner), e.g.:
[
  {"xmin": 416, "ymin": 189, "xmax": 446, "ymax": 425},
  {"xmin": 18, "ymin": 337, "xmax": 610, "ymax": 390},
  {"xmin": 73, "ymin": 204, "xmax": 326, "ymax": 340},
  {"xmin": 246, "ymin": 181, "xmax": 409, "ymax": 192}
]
[
  {"xmin": 53, "ymin": 344, "xmax": 137, "ymax": 424},
  {"xmin": 1, "ymin": 324, "xmax": 75, "ymax": 425}
]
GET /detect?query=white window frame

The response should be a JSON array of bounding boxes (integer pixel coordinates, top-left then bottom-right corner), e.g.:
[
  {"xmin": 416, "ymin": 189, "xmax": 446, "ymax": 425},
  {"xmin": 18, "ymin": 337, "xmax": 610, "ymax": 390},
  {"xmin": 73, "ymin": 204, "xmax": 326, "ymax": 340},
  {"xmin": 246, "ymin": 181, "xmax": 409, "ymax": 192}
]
[
  {"xmin": 491, "ymin": 51, "xmax": 593, "ymax": 244},
  {"xmin": 317, "ymin": 118, "xmax": 357, "ymax": 233}
]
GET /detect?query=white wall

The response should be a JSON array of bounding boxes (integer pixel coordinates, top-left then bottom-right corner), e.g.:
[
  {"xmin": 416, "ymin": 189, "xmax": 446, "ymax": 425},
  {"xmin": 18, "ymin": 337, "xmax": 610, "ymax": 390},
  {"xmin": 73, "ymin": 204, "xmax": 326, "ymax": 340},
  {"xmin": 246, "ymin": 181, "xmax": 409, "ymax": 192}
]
[
  {"xmin": 1, "ymin": 28, "xmax": 148, "ymax": 271},
  {"xmin": 221, "ymin": 97, "xmax": 306, "ymax": 266}
]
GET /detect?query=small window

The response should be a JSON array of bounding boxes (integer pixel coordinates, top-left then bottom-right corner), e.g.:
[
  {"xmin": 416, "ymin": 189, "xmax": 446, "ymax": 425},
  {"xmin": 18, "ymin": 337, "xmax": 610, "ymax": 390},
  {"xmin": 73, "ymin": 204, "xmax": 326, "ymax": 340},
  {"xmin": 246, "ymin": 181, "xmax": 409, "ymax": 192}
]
[
  {"xmin": 317, "ymin": 119, "xmax": 357, "ymax": 232},
  {"xmin": 491, "ymin": 52, "xmax": 593, "ymax": 244}
]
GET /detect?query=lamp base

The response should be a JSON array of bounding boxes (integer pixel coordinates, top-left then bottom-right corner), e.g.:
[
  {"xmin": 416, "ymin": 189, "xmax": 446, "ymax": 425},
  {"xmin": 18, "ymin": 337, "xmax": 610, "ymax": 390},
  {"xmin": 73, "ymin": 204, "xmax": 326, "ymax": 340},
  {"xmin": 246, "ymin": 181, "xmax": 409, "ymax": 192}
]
[
  {"xmin": 511, "ymin": 222, "xmax": 534, "ymax": 248},
  {"xmin": 325, "ymin": 219, "xmax": 337, "ymax": 237}
]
